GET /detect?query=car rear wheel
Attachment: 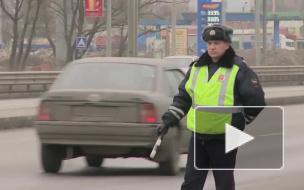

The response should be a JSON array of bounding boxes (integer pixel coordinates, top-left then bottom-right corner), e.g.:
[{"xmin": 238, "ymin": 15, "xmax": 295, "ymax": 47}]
[
  {"xmin": 41, "ymin": 144, "xmax": 64, "ymax": 173},
  {"xmin": 158, "ymin": 140, "xmax": 180, "ymax": 176},
  {"xmin": 85, "ymin": 156, "xmax": 104, "ymax": 167}
]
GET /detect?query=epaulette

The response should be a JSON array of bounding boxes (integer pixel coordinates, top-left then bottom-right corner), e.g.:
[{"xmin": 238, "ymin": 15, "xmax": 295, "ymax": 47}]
[{"xmin": 234, "ymin": 56, "xmax": 250, "ymax": 72}]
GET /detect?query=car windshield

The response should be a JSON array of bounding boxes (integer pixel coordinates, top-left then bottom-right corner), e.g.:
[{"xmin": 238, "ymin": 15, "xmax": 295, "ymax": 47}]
[
  {"xmin": 164, "ymin": 58, "xmax": 193, "ymax": 68},
  {"xmin": 51, "ymin": 62, "xmax": 156, "ymax": 91}
]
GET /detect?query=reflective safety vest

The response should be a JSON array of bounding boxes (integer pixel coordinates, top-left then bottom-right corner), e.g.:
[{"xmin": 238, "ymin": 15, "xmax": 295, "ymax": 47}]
[{"xmin": 185, "ymin": 62, "xmax": 241, "ymax": 134}]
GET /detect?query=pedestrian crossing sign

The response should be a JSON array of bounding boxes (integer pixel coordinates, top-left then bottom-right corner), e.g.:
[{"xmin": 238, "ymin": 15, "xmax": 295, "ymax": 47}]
[{"xmin": 76, "ymin": 37, "xmax": 87, "ymax": 50}]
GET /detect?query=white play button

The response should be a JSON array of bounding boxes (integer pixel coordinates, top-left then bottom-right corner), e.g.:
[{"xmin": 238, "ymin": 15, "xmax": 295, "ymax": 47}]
[{"xmin": 225, "ymin": 123, "xmax": 254, "ymax": 154}]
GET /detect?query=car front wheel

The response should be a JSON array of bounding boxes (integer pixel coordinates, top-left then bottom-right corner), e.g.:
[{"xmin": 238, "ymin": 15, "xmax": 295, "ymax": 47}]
[{"xmin": 41, "ymin": 144, "xmax": 64, "ymax": 173}]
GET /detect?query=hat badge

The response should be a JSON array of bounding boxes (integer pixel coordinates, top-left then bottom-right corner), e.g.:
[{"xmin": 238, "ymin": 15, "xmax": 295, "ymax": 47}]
[{"xmin": 209, "ymin": 30, "xmax": 216, "ymax": 35}]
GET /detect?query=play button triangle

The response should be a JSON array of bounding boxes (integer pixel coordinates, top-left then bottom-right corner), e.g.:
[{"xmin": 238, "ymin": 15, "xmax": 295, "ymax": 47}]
[{"xmin": 225, "ymin": 123, "xmax": 254, "ymax": 154}]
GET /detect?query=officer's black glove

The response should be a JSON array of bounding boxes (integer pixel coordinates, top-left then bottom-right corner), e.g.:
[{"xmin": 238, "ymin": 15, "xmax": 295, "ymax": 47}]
[
  {"xmin": 156, "ymin": 123, "xmax": 169, "ymax": 136},
  {"xmin": 156, "ymin": 111, "xmax": 180, "ymax": 136}
]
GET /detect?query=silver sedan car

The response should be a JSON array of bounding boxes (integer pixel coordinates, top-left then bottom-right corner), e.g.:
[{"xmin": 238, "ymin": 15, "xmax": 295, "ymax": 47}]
[
  {"xmin": 35, "ymin": 57, "xmax": 190, "ymax": 175},
  {"xmin": 163, "ymin": 55, "xmax": 199, "ymax": 69}
]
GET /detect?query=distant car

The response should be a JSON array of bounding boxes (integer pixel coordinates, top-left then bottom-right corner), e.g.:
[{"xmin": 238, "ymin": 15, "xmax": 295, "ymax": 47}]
[
  {"xmin": 34, "ymin": 57, "xmax": 191, "ymax": 175},
  {"xmin": 163, "ymin": 55, "xmax": 199, "ymax": 69}
]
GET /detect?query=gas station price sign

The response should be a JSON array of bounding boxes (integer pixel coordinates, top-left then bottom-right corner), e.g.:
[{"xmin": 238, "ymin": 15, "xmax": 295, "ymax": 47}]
[
  {"xmin": 197, "ymin": 0, "xmax": 222, "ymax": 55},
  {"xmin": 207, "ymin": 10, "xmax": 221, "ymax": 24}
]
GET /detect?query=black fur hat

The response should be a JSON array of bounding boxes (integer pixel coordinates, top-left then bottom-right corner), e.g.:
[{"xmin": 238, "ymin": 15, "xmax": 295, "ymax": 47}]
[{"xmin": 202, "ymin": 24, "xmax": 233, "ymax": 43}]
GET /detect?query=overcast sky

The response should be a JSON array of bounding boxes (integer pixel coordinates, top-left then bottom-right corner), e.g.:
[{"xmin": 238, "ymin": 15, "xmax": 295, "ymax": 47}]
[{"xmin": 189, "ymin": 0, "xmax": 253, "ymax": 12}]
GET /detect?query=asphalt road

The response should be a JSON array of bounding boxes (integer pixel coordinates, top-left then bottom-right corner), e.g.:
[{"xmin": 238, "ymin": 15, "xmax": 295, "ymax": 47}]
[
  {"xmin": 1, "ymin": 104, "xmax": 304, "ymax": 190},
  {"xmin": 0, "ymin": 98, "xmax": 38, "ymax": 118}
]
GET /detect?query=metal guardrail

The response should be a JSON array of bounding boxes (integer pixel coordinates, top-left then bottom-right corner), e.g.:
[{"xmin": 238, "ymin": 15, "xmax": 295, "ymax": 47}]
[
  {"xmin": 0, "ymin": 66, "xmax": 304, "ymax": 95},
  {"xmin": 0, "ymin": 71, "xmax": 60, "ymax": 94},
  {"xmin": 253, "ymin": 66, "xmax": 304, "ymax": 86}
]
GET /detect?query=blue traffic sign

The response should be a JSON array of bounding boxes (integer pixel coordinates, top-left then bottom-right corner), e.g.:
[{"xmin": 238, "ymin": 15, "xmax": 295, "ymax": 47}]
[{"xmin": 76, "ymin": 37, "xmax": 87, "ymax": 50}]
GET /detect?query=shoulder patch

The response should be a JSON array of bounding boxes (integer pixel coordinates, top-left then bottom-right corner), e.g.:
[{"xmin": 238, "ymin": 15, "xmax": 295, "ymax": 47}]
[{"xmin": 251, "ymin": 78, "xmax": 259, "ymax": 88}]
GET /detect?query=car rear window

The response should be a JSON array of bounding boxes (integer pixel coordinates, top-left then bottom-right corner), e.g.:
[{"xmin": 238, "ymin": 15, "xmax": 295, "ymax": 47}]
[
  {"xmin": 51, "ymin": 62, "xmax": 156, "ymax": 91},
  {"xmin": 164, "ymin": 58, "xmax": 193, "ymax": 68}
]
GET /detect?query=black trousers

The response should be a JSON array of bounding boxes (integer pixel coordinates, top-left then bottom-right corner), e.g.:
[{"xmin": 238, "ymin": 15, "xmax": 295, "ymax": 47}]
[{"xmin": 181, "ymin": 133, "xmax": 238, "ymax": 190}]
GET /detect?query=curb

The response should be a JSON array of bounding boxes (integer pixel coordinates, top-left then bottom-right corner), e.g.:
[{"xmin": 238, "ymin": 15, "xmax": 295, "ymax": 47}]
[
  {"xmin": 0, "ymin": 116, "xmax": 35, "ymax": 130},
  {"xmin": 266, "ymin": 96, "xmax": 304, "ymax": 106}
]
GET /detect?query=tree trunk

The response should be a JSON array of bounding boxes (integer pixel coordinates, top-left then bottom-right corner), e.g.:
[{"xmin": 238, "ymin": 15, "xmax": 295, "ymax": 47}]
[
  {"xmin": 74, "ymin": 0, "xmax": 85, "ymax": 60},
  {"xmin": 16, "ymin": 0, "xmax": 32, "ymax": 71},
  {"xmin": 20, "ymin": 0, "xmax": 42, "ymax": 71},
  {"xmin": 118, "ymin": 28, "xmax": 128, "ymax": 57},
  {"xmin": 10, "ymin": 20, "xmax": 18, "ymax": 71},
  {"xmin": 10, "ymin": 1, "xmax": 21, "ymax": 71},
  {"xmin": 43, "ymin": 1, "xmax": 56, "ymax": 57},
  {"xmin": 64, "ymin": 0, "xmax": 78, "ymax": 63},
  {"xmin": 45, "ymin": 22, "xmax": 56, "ymax": 57}
]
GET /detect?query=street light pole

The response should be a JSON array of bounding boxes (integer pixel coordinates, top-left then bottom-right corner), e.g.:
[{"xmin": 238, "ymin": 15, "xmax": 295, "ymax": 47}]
[
  {"xmin": 255, "ymin": 0, "xmax": 261, "ymax": 66},
  {"xmin": 127, "ymin": 0, "xmax": 138, "ymax": 57},
  {"xmin": 222, "ymin": 0, "xmax": 226, "ymax": 25},
  {"xmin": 106, "ymin": 0, "xmax": 112, "ymax": 57},
  {"xmin": 242, "ymin": 2, "xmax": 248, "ymax": 50},
  {"xmin": 165, "ymin": 18, "xmax": 170, "ymax": 56},
  {"xmin": 262, "ymin": 0, "xmax": 267, "ymax": 65}
]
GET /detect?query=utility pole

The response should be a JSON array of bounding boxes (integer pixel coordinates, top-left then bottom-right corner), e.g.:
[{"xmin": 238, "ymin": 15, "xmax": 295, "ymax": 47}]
[
  {"xmin": 222, "ymin": 0, "xmax": 226, "ymax": 25},
  {"xmin": 56, "ymin": 1, "xmax": 70, "ymax": 68},
  {"xmin": 127, "ymin": 0, "xmax": 138, "ymax": 57},
  {"xmin": 165, "ymin": 18, "xmax": 170, "ymax": 56},
  {"xmin": 242, "ymin": 2, "xmax": 248, "ymax": 50},
  {"xmin": 254, "ymin": 0, "xmax": 261, "ymax": 66},
  {"xmin": 262, "ymin": 0, "xmax": 267, "ymax": 65},
  {"xmin": 171, "ymin": 0, "xmax": 177, "ymax": 55},
  {"xmin": 135, "ymin": 0, "xmax": 138, "ymax": 56},
  {"xmin": 106, "ymin": 0, "xmax": 112, "ymax": 57},
  {"xmin": 0, "ymin": 8, "xmax": 2, "ymax": 48}
]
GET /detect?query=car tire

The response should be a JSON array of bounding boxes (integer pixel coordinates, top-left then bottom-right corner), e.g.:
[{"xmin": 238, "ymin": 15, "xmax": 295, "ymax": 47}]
[
  {"xmin": 41, "ymin": 144, "xmax": 63, "ymax": 173},
  {"xmin": 85, "ymin": 156, "xmax": 104, "ymax": 167},
  {"xmin": 158, "ymin": 140, "xmax": 180, "ymax": 176}
]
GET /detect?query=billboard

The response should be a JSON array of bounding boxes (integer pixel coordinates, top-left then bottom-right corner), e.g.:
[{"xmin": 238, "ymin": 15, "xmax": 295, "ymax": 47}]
[
  {"xmin": 85, "ymin": 0, "xmax": 103, "ymax": 17},
  {"xmin": 197, "ymin": 0, "xmax": 222, "ymax": 56},
  {"xmin": 169, "ymin": 29, "xmax": 188, "ymax": 55}
]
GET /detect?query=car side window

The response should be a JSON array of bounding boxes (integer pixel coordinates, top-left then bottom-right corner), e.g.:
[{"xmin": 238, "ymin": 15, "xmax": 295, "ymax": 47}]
[
  {"xmin": 163, "ymin": 70, "xmax": 186, "ymax": 98},
  {"xmin": 173, "ymin": 70, "xmax": 186, "ymax": 83}
]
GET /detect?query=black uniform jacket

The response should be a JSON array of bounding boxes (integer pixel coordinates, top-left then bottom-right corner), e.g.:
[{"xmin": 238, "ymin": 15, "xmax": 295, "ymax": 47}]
[{"xmin": 171, "ymin": 46, "xmax": 266, "ymax": 140}]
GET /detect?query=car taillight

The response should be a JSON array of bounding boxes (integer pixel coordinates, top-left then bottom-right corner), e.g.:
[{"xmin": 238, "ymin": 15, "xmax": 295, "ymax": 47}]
[
  {"xmin": 139, "ymin": 103, "xmax": 157, "ymax": 123},
  {"xmin": 37, "ymin": 102, "xmax": 51, "ymax": 120}
]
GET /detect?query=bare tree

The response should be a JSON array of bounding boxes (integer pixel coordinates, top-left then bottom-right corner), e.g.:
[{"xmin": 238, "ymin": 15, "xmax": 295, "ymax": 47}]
[
  {"xmin": 19, "ymin": 0, "xmax": 42, "ymax": 70},
  {"xmin": 110, "ymin": 0, "xmax": 165, "ymax": 57},
  {"xmin": 111, "ymin": 0, "xmax": 190, "ymax": 56},
  {"xmin": 140, "ymin": 0, "xmax": 190, "ymax": 19},
  {"xmin": 40, "ymin": 0, "xmax": 190, "ymax": 67},
  {"xmin": 49, "ymin": 0, "xmax": 107, "ymax": 65},
  {"xmin": 0, "ymin": 0, "xmax": 22, "ymax": 71},
  {"xmin": 40, "ymin": 1, "xmax": 56, "ymax": 57},
  {"xmin": 0, "ymin": 0, "xmax": 42, "ymax": 71}
]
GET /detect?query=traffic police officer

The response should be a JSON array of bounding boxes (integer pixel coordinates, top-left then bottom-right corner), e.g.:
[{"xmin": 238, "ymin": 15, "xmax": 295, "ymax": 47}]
[{"xmin": 157, "ymin": 24, "xmax": 266, "ymax": 190}]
